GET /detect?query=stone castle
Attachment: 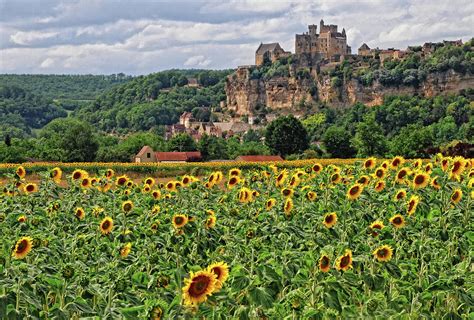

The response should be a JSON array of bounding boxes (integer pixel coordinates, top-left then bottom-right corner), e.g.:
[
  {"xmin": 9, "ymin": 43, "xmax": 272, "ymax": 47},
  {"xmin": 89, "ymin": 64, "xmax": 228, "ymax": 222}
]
[{"xmin": 255, "ymin": 19, "xmax": 351, "ymax": 66}]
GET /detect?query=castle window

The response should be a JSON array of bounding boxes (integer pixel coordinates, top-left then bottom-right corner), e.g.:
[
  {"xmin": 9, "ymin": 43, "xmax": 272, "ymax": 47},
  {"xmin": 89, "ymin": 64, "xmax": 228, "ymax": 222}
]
[{"xmin": 147, "ymin": 153, "xmax": 151, "ymax": 158}]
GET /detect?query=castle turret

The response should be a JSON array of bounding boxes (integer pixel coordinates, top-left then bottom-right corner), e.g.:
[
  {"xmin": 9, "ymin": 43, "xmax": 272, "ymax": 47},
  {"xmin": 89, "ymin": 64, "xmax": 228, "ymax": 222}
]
[
  {"xmin": 342, "ymin": 28, "xmax": 346, "ymax": 37},
  {"xmin": 308, "ymin": 24, "xmax": 317, "ymax": 36}
]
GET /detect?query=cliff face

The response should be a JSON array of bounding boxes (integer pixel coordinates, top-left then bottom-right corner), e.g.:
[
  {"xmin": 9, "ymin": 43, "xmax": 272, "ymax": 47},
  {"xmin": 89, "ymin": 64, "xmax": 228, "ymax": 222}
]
[
  {"xmin": 225, "ymin": 67, "xmax": 314, "ymax": 116},
  {"xmin": 225, "ymin": 68, "xmax": 474, "ymax": 115}
]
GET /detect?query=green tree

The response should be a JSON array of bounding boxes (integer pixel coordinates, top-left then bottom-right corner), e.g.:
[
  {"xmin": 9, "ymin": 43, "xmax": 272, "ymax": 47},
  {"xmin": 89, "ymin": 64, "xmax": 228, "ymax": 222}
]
[
  {"xmin": 323, "ymin": 125, "xmax": 356, "ymax": 158},
  {"xmin": 352, "ymin": 114, "xmax": 388, "ymax": 157},
  {"xmin": 198, "ymin": 134, "xmax": 228, "ymax": 160},
  {"xmin": 389, "ymin": 124, "xmax": 434, "ymax": 158},
  {"xmin": 38, "ymin": 118, "xmax": 99, "ymax": 162},
  {"xmin": 242, "ymin": 129, "xmax": 262, "ymax": 143},
  {"xmin": 167, "ymin": 133, "xmax": 197, "ymax": 152},
  {"xmin": 265, "ymin": 115, "xmax": 309, "ymax": 157},
  {"xmin": 96, "ymin": 132, "xmax": 165, "ymax": 162}
]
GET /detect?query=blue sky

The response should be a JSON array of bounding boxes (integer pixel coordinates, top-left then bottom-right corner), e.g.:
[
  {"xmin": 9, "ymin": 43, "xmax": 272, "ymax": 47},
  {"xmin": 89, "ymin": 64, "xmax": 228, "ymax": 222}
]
[{"xmin": 0, "ymin": 0, "xmax": 472, "ymax": 75}]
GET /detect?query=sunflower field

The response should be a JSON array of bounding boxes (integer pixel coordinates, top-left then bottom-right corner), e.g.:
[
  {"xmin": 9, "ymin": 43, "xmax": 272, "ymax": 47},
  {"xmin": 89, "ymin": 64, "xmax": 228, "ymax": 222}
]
[{"xmin": 0, "ymin": 155, "xmax": 473, "ymax": 319}]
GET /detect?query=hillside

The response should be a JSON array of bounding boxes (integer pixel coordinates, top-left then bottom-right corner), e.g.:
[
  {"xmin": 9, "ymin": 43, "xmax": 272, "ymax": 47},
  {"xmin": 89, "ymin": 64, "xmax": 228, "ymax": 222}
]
[
  {"xmin": 74, "ymin": 69, "xmax": 233, "ymax": 133},
  {"xmin": 225, "ymin": 39, "xmax": 474, "ymax": 118},
  {"xmin": 0, "ymin": 74, "xmax": 132, "ymax": 101},
  {"xmin": 0, "ymin": 74, "xmax": 132, "ymax": 139}
]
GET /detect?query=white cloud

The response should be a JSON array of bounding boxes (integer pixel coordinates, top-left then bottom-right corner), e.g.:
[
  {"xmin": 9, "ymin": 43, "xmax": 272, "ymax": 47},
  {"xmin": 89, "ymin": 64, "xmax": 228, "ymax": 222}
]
[
  {"xmin": 184, "ymin": 55, "xmax": 212, "ymax": 67},
  {"xmin": 1, "ymin": 0, "xmax": 473, "ymax": 74},
  {"xmin": 39, "ymin": 57, "xmax": 55, "ymax": 68},
  {"xmin": 10, "ymin": 30, "xmax": 59, "ymax": 46}
]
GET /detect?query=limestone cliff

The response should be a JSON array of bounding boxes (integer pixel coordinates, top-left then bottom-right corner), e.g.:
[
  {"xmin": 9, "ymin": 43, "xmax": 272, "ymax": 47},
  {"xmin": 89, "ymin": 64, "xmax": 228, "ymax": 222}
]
[{"xmin": 225, "ymin": 68, "xmax": 474, "ymax": 115}]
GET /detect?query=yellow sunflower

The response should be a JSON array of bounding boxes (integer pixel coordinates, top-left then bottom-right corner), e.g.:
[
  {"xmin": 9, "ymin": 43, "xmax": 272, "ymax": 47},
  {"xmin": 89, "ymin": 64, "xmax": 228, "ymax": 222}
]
[
  {"xmin": 100, "ymin": 216, "xmax": 114, "ymax": 235},
  {"xmin": 357, "ymin": 175, "xmax": 370, "ymax": 186},
  {"xmin": 374, "ymin": 167, "xmax": 386, "ymax": 179},
  {"xmin": 75, "ymin": 207, "xmax": 85, "ymax": 220},
  {"xmin": 407, "ymin": 195, "xmax": 420, "ymax": 216},
  {"xmin": 369, "ymin": 220, "xmax": 385, "ymax": 236},
  {"xmin": 431, "ymin": 176, "xmax": 441, "ymax": 190},
  {"xmin": 319, "ymin": 254, "xmax": 330, "ymax": 273},
  {"xmin": 374, "ymin": 180, "xmax": 385, "ymax": 192},
  {"xmin": 390, "ymin": 156, "xmax": 405, "ymax": 169},
  {"xmin": 152, "ymin": 190, "xmax": 161, "ymax": 200},
  {"xmin": 265, "ymin": 198, "xmax": 276, "ymax": 210},
  {"xmin": 165, "ymin": 181, "xmax": 176, "ymax": 192},
  {"xmin": 116, "ymin": 175, "xmax": 129, "ymax": 186},
  {"xmin": 105, "ymin": 168, "xmax": 114, "ymax": 179},
  {"xmin": 330, "ymin": 173, "xmax": 342, "ymax": 184},
  {"xmin": 207, "ymin": 262, "xmax": 229, "ymax": 290},
  {"xmin": 363, "ymin": 157, "xmax": 376, "ymax": 169},
  {"xmin": 394, "ymin": 189, "xmax": 407, "ymax": 201},
  {"xmin": 182, "ymin": 270, "xmax": 217, "ymax": 306},
  {"xmin": 413, "ymin": 173, "xmax": 429, "ymax": 189},
  {"xmin": 413, "ymin": 159, "xmax": 423, "ymax": 169},
  {"xmin": 389, "ymin": 214, "xmax": 405, "ymax": 229},
  {"xmin": 335, "ymin": 249, "xmax": 353, "ymax": 271},
  {"xmin": 122, "ymin": 200, "xmax": 134, "ymax": 212},
  {"xmin": 323, "ymin": 212, "xmax": 337, "ymax": 228},
  {"xmin": 424, "ymin": 163, "xmax": 433, "ymax": 173},
  {"xmin": 229, "ymin": 168, "xmax": 241, "ymax": 177},
  {"xmin": 281, "ymin": 188, "xmax": 294, "ymax": 198},
  {"xmin": 18, "ymin": 215, "xmax": 27, "ymax": 223},
  {"xmin": 227, "ymin": 176, "xmax": 241, "ymax": 189},
  {"xmin": 50, "ymin": 167, "xmax": 62, "ymax": 183},
  {"xmin": 289, "ymin": 175, "xmax": 301, "ymax": 188},
  {"xmin": 238, "ymin": 187, "xmax": 253, "ymax": 203},
  {"xmin": 312, "ymin": 163, "xmax": 323, "ymax": 174},
  {"xmin": 450, "ymin": 189, "xmax": 462, "ymax": 204},
  {"xmin": 172, "ymin": 214, "xmax": 188, "ymax": 228},
  {"xmin": 275, "ymin": 170, "xmax": 288, "ymax": 187},
  {"xmin": 150, "ymin": 306, "xmax": 163, "ymax": 320},
  {"xmin": 72, "ymin": 169, "xmax": 88, "ymax": 181},
  {"xmin": 205, "ymin": 215, "xmax": 216, "ymax": 229},
  {"xmin": 181, "ymin": 175, "xmax": 192, "ymax": 186},
  {"xmin": 12, "ymin": 236, "xmax": 33, "ymax": 259},
  {"xmin": 214, "ymin": 171, "xmax": 224, "ymax": 184},
  {"xmin": 347, "ymin": 184, "xmax": 363, "ymax": 200},
  {"xmin": 395, "ymin": 167, "xmax": 410, "ymax": 184},
  {"xmin": 120, "ymin": 243, "xmax": 132, "ymax": 258},
  {"xmin": 283, "ymin": 198, "xmax": 293, "ymax": 216},
  {"xmin": 23, "ymin": 183, "xmax": 38, "ymax": 194},
  {"xmin": 144, "ymin": 177, "xmax": 155, "ymax": 187},
  {"xmin": 306, "ymin": 191, "xmax": 317, "ymax": 201},
  {"xmin": 373, "ymin": 245, "xmax": 393, "ymax": 262},
  {"xmin": 16, "ymin": 166, "xmax": 26, "ymax": 179},
  {"xmin": 80, "ymin": 178, "xmax": 91, "ymax": 188},
  {"xmin": 450, "ymin": 157, "xmax": 465, "ymax": 178}
]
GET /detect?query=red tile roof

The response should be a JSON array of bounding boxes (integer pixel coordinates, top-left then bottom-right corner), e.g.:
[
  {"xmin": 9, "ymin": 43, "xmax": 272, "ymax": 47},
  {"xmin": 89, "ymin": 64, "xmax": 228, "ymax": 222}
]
[
  {"xmin": 236, "ymin": 155, "xmax": 283, "ymax": 162},
  {"xmin": 155, "ymin": 151, "xmax": 202, "ymax": 162}
]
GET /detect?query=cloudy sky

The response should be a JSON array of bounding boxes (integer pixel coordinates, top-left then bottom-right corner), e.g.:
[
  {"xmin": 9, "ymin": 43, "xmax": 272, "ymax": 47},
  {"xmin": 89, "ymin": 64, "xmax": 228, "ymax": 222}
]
[{"xmin": 0, "ymin": 0, "xmax": 472, "ymax": 75}]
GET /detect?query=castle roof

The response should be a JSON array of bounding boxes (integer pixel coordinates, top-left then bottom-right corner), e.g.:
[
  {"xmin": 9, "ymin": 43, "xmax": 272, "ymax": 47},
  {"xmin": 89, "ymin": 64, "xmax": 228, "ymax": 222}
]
[
  {"xmin": 256, "ymin": 43, "xmax": 281, "ymax": 54},
  {"xmin": 359, "ymin": 43, "xmax": 370, "ymax": 50}
]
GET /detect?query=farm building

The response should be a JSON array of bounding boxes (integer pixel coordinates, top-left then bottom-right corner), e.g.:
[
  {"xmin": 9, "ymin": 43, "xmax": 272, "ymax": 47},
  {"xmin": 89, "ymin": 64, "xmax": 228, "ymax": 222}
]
[{"xmin": 134, "ymin": 146, "xmax": 202, "ymax": 163}]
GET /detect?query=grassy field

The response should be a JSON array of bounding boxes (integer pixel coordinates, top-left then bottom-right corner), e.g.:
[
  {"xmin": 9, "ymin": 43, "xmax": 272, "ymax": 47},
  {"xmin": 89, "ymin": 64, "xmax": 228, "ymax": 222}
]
[{"xmin": 0, "ymin": 156, "xmax": 472, "ymax": 318}]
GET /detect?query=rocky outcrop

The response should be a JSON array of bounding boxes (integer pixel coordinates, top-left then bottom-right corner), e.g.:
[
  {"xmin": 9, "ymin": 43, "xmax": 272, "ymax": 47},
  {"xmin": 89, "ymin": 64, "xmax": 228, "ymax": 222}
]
[
  {"xmin": 225, "ymin": 67, "xmax": 474, "ymax": 115},
  {"xmin": 225, "ymin": 67, "xmax": 314, "ymax": 116}
]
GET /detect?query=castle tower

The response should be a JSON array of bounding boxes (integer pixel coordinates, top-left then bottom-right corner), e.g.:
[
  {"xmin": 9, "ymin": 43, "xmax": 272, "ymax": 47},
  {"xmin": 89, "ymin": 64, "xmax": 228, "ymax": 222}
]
[{"xmin": 308, "ymin": 24, "xmax": 317, "ymax": 36}]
